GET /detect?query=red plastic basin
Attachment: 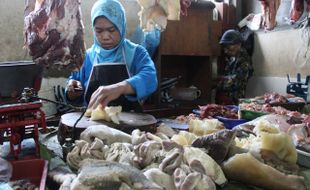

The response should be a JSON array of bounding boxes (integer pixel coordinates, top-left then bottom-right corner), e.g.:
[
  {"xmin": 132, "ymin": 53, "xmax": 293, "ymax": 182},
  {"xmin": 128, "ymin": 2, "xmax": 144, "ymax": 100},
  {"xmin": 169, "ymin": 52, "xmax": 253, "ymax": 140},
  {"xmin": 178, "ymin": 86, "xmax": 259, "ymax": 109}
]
[{"xmin": 10, "ymin": 159, "xmax": 48, "ymax": 190}]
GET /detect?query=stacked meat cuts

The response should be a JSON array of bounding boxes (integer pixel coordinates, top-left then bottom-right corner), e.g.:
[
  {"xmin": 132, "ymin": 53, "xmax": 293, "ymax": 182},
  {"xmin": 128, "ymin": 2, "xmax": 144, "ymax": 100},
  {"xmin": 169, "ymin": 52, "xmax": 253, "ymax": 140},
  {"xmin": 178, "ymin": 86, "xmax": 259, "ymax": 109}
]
[
  {"xmin": 24, "ymin": 0, "xmax": 85, "ymax": 70},
  {"xmin": 199, "ymin": 104, "xmax": 238, "ymax": 119},
  {"xmin": 263, "ymin": 92, "xmax": 289, "ymax": 104}
]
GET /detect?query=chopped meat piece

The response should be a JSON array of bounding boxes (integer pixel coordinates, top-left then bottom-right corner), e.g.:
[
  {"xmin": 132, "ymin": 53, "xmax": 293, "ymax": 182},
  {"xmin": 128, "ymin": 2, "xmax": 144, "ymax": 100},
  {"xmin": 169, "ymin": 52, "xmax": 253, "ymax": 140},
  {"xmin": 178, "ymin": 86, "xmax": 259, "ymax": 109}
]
[
  {"xmin": 70, "ymin": 159, "xmax": 162, "ymax": 189},
  {"xmin": 192, "ymin": 129, "xmax": 236, "ymax": 163}
]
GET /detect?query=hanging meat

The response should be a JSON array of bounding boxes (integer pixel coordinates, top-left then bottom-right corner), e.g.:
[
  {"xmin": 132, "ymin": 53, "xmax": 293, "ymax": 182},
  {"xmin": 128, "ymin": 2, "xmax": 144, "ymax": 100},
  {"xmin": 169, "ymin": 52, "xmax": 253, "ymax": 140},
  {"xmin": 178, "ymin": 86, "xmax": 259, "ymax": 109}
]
[
  {"xmin": 258, "ymin": 0, "xmax": 281, "ymax": 30},
  {"xmin": 23, "ymin": 0, "xmax": 85, "ymax": 70},
  {"xmin": 290, "ymin": 0, "xmax": 305, "ymax": 22},
  {"xmin": 307, "ymin": 0, "xmax": 310, "ymax": 9},
  {"xmin": 180, "ymin": 0, "xmax": 192, "ymax": 16}
]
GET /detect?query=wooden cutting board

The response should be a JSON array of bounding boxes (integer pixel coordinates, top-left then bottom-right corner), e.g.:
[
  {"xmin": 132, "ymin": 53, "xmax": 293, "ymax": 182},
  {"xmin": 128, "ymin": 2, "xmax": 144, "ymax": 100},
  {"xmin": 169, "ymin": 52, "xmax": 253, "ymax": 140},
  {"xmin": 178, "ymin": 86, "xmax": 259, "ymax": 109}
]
[{"xmin": 58, "ymin": 112, "xmax": 157, "ymax": 144}]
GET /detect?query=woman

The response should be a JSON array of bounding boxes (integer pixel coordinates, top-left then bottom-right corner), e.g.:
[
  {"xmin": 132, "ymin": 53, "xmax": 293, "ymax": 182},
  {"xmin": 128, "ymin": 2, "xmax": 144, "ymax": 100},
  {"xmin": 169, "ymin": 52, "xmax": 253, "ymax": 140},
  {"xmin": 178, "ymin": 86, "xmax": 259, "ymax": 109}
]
[{"xmin": 66, "ymin": 0, "xmax": 158, "ymax": 111}]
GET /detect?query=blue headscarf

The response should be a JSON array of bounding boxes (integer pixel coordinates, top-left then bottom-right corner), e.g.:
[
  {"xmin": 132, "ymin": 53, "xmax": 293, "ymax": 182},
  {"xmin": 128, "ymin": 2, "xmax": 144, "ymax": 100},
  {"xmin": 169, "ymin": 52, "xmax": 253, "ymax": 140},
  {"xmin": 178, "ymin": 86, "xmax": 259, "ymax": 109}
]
[{"xmin": 90, "ymin": 0, "xmax": 137, "ymax": 70}]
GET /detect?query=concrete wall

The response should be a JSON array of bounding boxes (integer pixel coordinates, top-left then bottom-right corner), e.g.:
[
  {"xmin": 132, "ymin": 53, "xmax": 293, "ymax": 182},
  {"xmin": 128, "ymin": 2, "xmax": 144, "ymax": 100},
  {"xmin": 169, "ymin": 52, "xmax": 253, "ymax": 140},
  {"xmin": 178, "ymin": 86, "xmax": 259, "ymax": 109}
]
[
  {"xmin": 242, "ymin": 0, "xmax": 261, "ymax": 16},
  {"xmin": 246, "ymin": 28, "xmax": 310, "ymax": 97},
  {"xmin": 253, "ymin": 29, "xmax": 310, "ymax": 77},
  {"xmin": 243, "ymin": 1, "xmax": 310, "ymax": 98},
  {"xmin": 0, "ymin": 0, "xmax": 29, "ymax": 61}
]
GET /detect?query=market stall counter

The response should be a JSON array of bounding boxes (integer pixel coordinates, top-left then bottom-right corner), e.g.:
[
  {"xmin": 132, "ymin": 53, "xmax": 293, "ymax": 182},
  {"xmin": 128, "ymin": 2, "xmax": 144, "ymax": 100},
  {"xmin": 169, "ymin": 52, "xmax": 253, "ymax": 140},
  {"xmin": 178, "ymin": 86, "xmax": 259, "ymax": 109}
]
[{"xmin": 2, "ymin": 99, "xmax": 310, "ymax": 190}]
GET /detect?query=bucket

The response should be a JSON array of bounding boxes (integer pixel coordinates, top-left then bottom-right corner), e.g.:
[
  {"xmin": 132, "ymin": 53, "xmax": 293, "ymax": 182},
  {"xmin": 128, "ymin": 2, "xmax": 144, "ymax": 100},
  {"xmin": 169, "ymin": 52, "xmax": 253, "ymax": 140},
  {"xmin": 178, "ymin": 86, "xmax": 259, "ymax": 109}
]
[{"xmin": 0, "ymin": 61, "xmax": 43, "ymax": 104}]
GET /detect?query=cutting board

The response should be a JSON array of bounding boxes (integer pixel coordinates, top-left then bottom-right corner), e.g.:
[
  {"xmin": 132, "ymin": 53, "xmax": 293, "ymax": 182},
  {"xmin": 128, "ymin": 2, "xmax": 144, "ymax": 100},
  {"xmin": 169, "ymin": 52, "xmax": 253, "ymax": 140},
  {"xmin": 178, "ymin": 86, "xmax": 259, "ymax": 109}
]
[{"xmin": 57, "ymin": 112, "xmax": 157, "ymax": 144}]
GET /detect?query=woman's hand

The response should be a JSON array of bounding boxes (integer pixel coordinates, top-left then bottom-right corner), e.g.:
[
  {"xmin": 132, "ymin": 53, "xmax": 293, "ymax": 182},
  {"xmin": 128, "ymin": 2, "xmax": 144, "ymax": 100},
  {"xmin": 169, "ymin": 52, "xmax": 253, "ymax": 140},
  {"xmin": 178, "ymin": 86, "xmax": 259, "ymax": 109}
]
[
  {"xmin": 88, "ymin": 81, "xmax": 135, "ymax": 109},
  {"xmin": 66, "ymin": 79, "xmax": 84, "ymax": 101}
]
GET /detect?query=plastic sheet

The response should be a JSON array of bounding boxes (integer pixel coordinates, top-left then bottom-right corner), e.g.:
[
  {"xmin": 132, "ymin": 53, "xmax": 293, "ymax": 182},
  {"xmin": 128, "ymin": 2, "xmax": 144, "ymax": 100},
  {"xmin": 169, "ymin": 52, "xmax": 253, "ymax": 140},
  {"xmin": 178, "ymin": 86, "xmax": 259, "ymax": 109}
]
[{"xmin": 0, "ymin": 158, "xmax": 12, "ymax": 183}]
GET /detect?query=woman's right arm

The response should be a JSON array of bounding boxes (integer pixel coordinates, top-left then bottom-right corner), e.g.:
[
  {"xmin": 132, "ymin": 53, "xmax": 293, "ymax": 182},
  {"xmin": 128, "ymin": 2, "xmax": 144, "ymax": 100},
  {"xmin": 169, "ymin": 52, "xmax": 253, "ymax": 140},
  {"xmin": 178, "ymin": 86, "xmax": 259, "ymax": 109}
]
[{"xmin": 65, "ymin": 51, "xmax": 92, "ymax": 103}]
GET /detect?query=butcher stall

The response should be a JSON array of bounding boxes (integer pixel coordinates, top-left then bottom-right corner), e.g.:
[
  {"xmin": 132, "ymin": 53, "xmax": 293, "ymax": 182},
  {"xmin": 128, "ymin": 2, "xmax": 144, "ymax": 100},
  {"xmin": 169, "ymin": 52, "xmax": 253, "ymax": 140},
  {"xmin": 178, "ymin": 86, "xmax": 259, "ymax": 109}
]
[{"xmin": 1, "ymin": 67, "xmax": 310, "ymax": 190}]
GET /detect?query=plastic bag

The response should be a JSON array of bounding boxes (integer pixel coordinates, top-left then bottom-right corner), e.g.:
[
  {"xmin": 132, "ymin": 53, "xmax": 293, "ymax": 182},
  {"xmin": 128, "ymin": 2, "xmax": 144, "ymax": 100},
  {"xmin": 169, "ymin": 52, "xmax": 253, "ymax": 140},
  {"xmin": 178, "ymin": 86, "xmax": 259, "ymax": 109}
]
[
  {"xmin": 130, "ymin": 26, "xmax": 161, "ymax": 57},
  {"xmin": 0, "ymin": 158, "xmax": 12, "ymax": 183},
  {"xmin": 276, "ymin": 0, "xmax": 292, "ymax": 25},
  {"xmin": 0, "ymin": 183, "xmax": 13, "ymax": 190}
]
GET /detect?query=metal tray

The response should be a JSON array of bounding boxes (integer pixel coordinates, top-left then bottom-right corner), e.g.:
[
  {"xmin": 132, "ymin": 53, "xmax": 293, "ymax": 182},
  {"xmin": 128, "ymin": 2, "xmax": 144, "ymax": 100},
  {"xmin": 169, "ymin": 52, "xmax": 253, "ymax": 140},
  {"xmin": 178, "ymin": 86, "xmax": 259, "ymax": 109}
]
[
  {"xmin": 297, "ymin": 149, "xmax": 310, "ymax": 168},
  {"xmin": 157, "ymin": 118, "xmax": 189, "ymax": 130}
]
